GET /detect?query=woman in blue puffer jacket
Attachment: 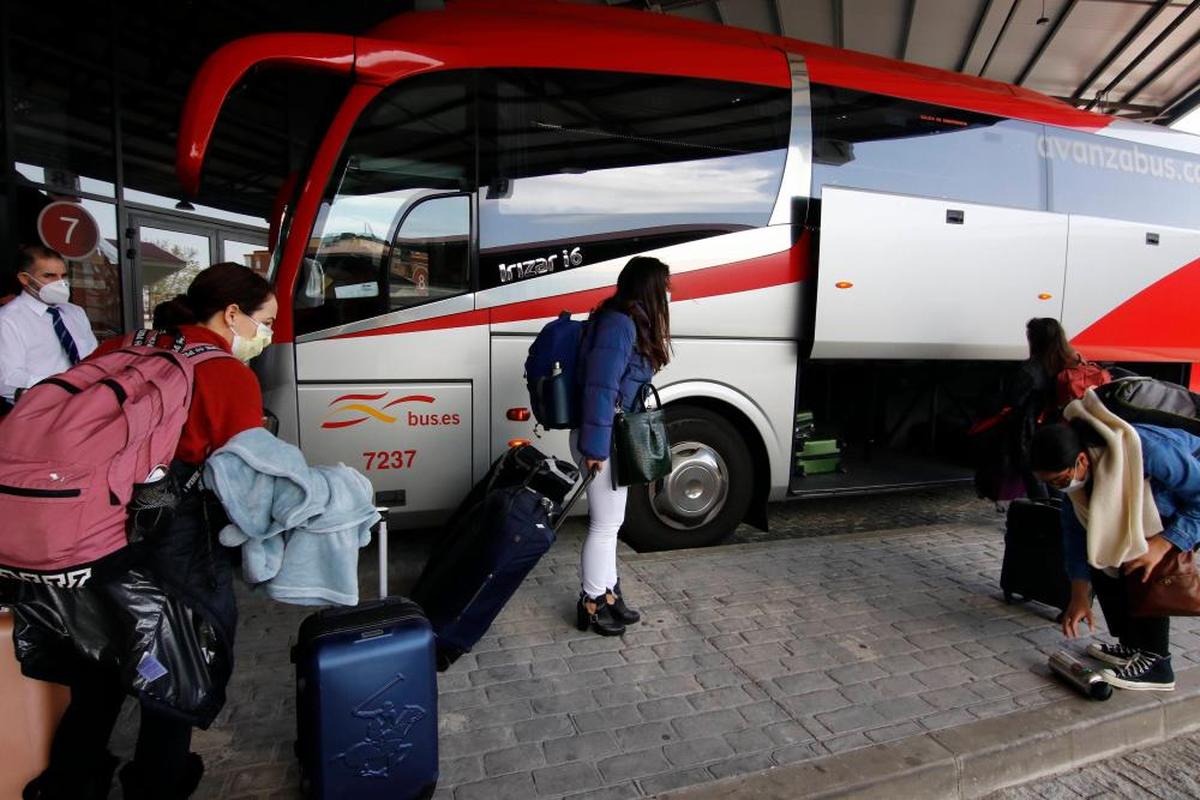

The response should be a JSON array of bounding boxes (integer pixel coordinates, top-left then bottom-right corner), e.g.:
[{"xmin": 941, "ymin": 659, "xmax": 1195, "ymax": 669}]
[{"xmin": 572, "ymin": 256, "xmax": 672, "ymax": 636}]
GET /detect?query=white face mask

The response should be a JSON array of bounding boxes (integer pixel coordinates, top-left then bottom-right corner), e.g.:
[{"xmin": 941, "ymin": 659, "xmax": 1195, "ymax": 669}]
[
  {"xmin": 1059, "ymin": 456, "xmax": 1088, "ymax": 494},
  {"xmin": 231, "ymin": 312, "xmax": 273, "ymax": 363},
  {"xmin": 1062, "ymin": 476, "xmax": 1088, "ymax": 495},
  {"xmin": 30, "ymin": 276, "xmax": 70, "ymax": 306}
]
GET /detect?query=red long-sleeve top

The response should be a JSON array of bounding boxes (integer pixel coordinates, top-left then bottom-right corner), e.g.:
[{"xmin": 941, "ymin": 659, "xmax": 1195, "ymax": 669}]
[{"xmin": 93, "ymin": 325, "xmax": 263, "ymax": 465}]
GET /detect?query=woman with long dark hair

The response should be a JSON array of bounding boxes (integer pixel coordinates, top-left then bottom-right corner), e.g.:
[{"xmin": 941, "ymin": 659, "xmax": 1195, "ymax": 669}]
[
  {"xmin": 572, "ymin": 256, "xmax": 672, "ymax": 636},
  {"xmin": 1026, "ymin": 317, "xmax": 1079, "ymax": 380},
  {"xmin": 993, "ymin": 318, "xmax": 1078, "ymax": 502},
  {"xmin": 20, "ymin": 263, "xmax": 276, "ymax": 800}
]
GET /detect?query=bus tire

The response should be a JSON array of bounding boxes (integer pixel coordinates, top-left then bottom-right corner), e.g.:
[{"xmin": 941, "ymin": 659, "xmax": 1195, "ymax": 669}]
[{"xmin": 621, "ymin": 404, "xmax": 754, "ymax": 552}]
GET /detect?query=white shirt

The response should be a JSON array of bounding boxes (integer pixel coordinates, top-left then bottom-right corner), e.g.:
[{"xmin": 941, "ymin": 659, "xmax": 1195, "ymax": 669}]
[{"xmin": 0, "ymin": 290, "xmax": 99, "ymax": 402}]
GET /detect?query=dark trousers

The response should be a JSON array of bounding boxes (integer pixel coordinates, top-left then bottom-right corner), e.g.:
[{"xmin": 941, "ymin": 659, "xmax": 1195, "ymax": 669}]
[
  {"xmin": 1091, "ymin": 567, "xmax": 1171, "ymax": 657},
  {"xmin": 47, "ymin": 666, "xmax": 193, "ymax": 789}
]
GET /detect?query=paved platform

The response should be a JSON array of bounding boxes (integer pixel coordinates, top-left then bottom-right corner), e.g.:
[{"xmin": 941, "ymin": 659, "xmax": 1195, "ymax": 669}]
[{"xmin": 104, "ymin": 494, "xmax": 1200, "ymax": 799}]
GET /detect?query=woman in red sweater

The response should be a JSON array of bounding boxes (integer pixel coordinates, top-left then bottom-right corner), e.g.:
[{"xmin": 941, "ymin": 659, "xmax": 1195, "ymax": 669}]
[{"xmin": 25, "ymin": 263, "xmax": 276, "ymax": 800}]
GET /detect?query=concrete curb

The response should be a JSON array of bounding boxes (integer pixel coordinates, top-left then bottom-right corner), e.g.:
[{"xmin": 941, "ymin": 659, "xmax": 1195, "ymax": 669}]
[{"xmin": 657, "ymin": 665, "xmax": 1200, "ymax": 799}]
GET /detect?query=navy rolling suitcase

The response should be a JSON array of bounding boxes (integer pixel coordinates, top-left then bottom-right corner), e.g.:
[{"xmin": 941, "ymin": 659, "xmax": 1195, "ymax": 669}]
[
  {"xmin": 412, "ymin": 446, "xmax": 593, "ymax": 670},
  {"xmin": 293, "ymin": 515, "xmax": 438, "ymax": 800}
]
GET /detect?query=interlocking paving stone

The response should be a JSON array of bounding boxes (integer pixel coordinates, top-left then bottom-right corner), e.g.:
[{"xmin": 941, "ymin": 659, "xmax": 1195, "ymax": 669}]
[
  {"xmin": 543, "ymin": 731, "xmax": 621, "ymax": 766},
  {"xmin": 531, "ymin": 762, "xmax": 605, "ymax": 797},
  {"xmin": 104, "ymin": 488, "xmax": 1200, "ymax": 799}
]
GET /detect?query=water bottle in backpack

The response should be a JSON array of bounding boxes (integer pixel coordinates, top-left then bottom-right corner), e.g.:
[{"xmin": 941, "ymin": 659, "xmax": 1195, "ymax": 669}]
[{"xmin": 524, "ymin": 312, "xmax": 586, "ymax": 429}]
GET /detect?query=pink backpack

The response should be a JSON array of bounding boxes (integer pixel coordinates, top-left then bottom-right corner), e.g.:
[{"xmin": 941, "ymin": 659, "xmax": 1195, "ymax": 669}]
[{"xmin": 0, "ymin": 330, "xmax": 234, "ymax": 584}]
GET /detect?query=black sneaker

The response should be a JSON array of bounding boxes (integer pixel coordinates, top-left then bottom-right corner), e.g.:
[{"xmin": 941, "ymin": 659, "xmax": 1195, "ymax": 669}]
[
  {"xmin": 1086, "ymin": 641, "xmax": 1140, "ymax": 668},
  {"xmin": 1101, "ymin": 652, "xmax": 1175, "ymax": 691}
]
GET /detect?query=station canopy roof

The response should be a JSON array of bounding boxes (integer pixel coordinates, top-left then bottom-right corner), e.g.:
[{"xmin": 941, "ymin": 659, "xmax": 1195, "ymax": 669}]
[
  {"xmin": 588, "ymin": 0, "xmax": 1200, "ymax": 124},
  {"xmin": 16, "ymin": 0, "xmax": 1198, "ymax": 221}
]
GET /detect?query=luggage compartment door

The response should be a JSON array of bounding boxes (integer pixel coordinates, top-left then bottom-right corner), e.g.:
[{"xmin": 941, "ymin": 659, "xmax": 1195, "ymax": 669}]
[
  {"xmin": 297, "ymin": 382, "xmax": 473, "ymax": 514},
  {"xmin": 1062, "ymin": 214, "xmax": 1200, "ymax": 360},
  {"xmin": 812, "ymin": 187, "xmax": 1068, "ymax": 360}
]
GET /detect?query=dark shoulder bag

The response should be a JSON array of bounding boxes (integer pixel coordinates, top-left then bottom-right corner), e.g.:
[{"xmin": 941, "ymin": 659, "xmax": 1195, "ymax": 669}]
[{"xmin": 613, "ymin": 384, "xmax": 672, "ymax": 488}]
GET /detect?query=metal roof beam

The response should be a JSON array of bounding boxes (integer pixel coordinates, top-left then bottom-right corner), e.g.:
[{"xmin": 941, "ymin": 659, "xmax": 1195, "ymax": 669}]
[
  {"xmin": 833, "ymin": 0, "xmax": 844, "ymax": 49},
  {"xmin": 1016, "ymin": 0, "xmax": 1079, "ymax": 85},
  {"xmin": 1121, "ymin": 27, "xmax": 1200, "ymax": 105},
  {"xmin": 1071, "ymin": 0, "xmax": 1171, "ymax": 102},
  {"xmin": 959, "ymin": 0, "xmax": 996, "ymax": 73},
  {"xmin": 1052, "ymin": 94, "xmax": 1159, "ymax": 114},
  {"xmin": 979, "ymin": 0, "xmax": 1020, "ymax": 77},
  {"xmin": 771, "ymin": 0, "xmax": 784, "ymax": 37},
  {"xmin": 1160, "ymin": 76, "xmax": 1200, "ymax": 122},
  {"xmin": 1087, "ymin": 0, "xmax": 1200, "ymax": 110},
  {"xmin": 900, "ymin": 0, "xmax": 918, "ymax": 60}
]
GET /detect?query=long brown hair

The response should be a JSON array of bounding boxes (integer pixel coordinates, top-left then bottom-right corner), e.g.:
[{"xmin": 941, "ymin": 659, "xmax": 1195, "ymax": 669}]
[
  {"xmin": 596, "ymin": 256, "xmax": 672, "ymax": 371},
  {"xmin": 1026, "ymin": 317, "xmax": 1078, "ymax": 376}
]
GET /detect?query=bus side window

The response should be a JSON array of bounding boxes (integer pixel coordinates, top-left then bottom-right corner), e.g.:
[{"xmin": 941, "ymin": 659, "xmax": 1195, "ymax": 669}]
[
  {"xmin": 295, "ymin": 71, "xmax": 475, "ymax": 336},
  {"xmin": 476, "ymin": 69, "xmax": 791, "ymax": 290},
  {"xmin": 388, "ymin": 195, "xmax": 471, "ymax": 311}
]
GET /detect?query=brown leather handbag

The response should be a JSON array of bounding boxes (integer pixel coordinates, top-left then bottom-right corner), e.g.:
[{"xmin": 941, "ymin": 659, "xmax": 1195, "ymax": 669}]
[{"xmin": 1126, "ymin": 549, "xmax": 1200, "ymax": 617}]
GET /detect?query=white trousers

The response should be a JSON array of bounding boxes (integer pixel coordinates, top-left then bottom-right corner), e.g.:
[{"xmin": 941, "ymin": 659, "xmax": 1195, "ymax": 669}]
[{"xmin": 570, "ymin": 430, "xmax": 627, "ymax": 599}]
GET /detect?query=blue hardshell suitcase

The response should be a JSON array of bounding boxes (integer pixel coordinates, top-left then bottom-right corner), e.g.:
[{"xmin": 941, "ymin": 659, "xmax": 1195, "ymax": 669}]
[
  {"xmin": 412, "ymin": 449, "xmax": 593, "ymax": 670},
  {"xmin": 293, "ymin": 515, "xmax": 438, "ymax": 800}
]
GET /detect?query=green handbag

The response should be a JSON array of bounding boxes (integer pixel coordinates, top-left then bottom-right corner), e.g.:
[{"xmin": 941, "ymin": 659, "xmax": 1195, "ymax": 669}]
[{"xmin": 613, "ymin": 384, "xmax": 673, "ymax": 487}]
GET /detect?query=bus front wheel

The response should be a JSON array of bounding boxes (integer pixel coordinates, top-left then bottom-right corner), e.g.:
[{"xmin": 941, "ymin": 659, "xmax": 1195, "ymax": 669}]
[{"xmin": 621, "ymin": 405, "xmax": 753, "ymax": 552}]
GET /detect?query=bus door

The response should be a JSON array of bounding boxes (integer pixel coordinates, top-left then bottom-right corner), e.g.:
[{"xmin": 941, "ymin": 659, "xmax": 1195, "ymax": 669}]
[{"xmin": 287, "ymin": 72, "xmax": 487, "ymax": 521}]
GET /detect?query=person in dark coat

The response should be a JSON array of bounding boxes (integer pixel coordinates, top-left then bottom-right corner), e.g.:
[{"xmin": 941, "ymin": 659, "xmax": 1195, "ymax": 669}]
[
  {"xmin": 572, "ymin": 257, "xmax": 671, "ymax": 636},
  {"xmin": 1002, "ymin": 318, "xmax": 1078, "ymax": 500}
]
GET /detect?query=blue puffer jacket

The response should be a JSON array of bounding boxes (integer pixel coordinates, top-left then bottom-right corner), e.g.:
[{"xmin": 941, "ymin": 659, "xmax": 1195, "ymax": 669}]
[{"xmin": 577, "ymin": 309, "xmax": 654, "ymax": 460}]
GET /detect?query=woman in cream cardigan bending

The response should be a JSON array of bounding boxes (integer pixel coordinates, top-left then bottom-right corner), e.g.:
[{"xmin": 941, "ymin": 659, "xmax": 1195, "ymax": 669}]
[{"xmin": 1031, "ymin": 415, "xmax": 1200, "ymax": 692}]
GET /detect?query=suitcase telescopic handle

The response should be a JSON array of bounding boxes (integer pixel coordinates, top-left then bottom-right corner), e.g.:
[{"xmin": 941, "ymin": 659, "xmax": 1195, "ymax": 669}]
[
  {"xmin": 375, "ymin": 507, "xmax": 389, "ymax": 599},
  {"xmin": 554, "ymin": 466, "xmax": 598, "ymax": 532}
]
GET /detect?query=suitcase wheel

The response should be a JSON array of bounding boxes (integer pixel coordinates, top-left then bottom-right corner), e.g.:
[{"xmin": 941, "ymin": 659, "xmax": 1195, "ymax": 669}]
[{"xmin": 1003, "ymin": 591, "xmax": 1014, "ymax": 605}]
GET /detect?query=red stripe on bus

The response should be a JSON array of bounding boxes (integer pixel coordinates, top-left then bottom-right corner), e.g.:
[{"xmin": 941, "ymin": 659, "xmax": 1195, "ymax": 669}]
[
  {"xmin": 382, "ymin": 395, "xmax": 436, "ymax": 409},
  {"xmin": 334, "ymin": 309, "xmax": 491, "ymax": 341},
  {"xmin": 1072, "ymin": 255, "xmax": 1200, "ymax": 362},
  {"xmin": 328, "ymin": 392, "xmax": 388, "ymax": 405},
  {"xmin": 321, "ymin": 417, "xmax": 369, "ymax": 429},
  {"xmin": 331, "ymin": 248, "xmax": 801, "ymax": 341}
]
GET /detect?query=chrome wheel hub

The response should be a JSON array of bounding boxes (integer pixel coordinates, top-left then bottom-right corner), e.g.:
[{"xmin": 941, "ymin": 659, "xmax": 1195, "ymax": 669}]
[{"xmin": 649, "ymin": 440, "xmax": 729, "ymax": 531}]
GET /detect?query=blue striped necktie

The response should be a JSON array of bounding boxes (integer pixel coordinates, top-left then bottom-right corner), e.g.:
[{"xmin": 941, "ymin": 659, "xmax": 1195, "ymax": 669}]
[{"xmin": 47, "ymin": 306, "xmax": 81, "ymax": 365}]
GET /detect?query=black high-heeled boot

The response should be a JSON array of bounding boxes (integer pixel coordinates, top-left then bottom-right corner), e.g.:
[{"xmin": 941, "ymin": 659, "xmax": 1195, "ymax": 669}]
[
  {"xmin": 607, "ymin": 581, "xmax": 641, "ymax": 625},
  {"xmin": 576, "ymin": 593, "xmax": 625, "ymax": 636}
]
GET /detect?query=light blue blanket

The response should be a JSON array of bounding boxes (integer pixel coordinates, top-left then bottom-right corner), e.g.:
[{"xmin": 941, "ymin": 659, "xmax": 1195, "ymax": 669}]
[{"xmin": 204, "ymin": 428, "xmax": 379, "ymax": 606}]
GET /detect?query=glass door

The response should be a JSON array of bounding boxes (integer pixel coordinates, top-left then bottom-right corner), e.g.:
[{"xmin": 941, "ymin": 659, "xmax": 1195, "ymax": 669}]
[{"xmin": 129, "ymin": 212, "xmax": 267, "ymax": 329}]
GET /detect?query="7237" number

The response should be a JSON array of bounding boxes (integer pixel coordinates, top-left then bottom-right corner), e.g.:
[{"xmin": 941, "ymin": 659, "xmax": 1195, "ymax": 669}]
[{"xmin": 363, "ymin": 450, "xmax": 417, "ymax": 471}]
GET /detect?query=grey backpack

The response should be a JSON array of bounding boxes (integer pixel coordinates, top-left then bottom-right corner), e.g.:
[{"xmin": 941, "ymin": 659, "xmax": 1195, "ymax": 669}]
[{"xmin": 1094, "ymin": 376, "xmax": 1200, "ymax": 437}]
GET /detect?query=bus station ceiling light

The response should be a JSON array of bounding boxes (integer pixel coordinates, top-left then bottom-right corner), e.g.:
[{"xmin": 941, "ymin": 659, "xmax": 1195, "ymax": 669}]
[{"xmin": 175, "ymin": 199, "xmax": 195, "ymax": 211}]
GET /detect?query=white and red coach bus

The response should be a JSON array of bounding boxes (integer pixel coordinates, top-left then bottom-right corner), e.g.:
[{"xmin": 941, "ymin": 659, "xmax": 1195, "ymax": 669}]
[{"xmin": 177, "ymin": 0, "xmax": 1200, "ymax": 549}]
